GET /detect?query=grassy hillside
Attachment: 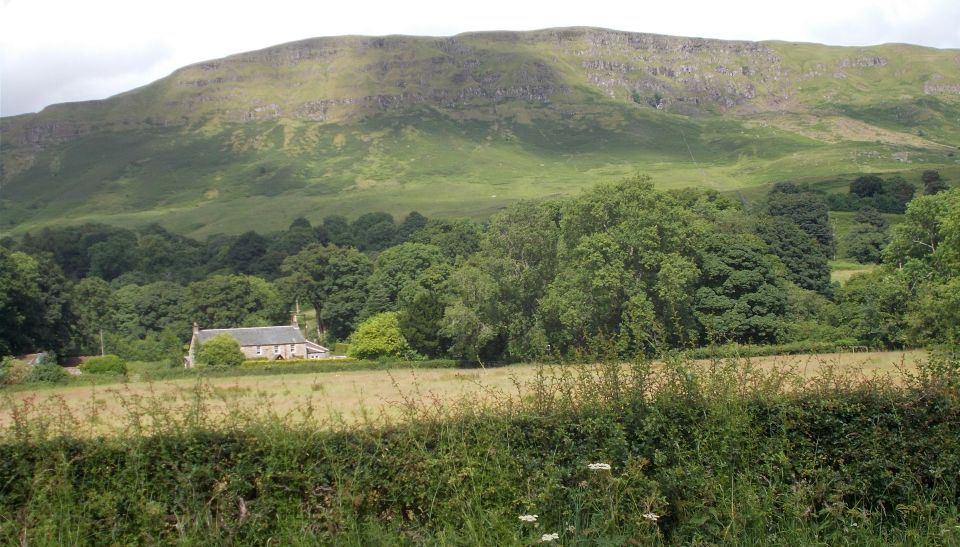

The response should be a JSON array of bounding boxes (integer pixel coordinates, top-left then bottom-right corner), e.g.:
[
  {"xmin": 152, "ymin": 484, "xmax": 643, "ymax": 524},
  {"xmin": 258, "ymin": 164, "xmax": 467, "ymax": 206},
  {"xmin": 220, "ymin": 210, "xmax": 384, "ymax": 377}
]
[{"xmin": 1, "ymin": 28, "xmax": 958, "ymax": 237}]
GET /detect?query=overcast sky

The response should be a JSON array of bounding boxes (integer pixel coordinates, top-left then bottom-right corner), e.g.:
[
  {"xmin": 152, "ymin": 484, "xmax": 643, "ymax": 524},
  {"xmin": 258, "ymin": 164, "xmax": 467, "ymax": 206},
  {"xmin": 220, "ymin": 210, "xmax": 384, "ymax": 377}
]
[{"xmin": 2, "ymin": 0, "xmax": 959, "ymax": 117}]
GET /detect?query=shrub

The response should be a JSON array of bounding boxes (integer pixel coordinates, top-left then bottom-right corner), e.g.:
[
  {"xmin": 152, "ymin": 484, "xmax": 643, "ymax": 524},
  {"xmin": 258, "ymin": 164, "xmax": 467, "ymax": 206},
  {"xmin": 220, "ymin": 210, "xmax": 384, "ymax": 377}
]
[
  {"xmin": 26, "ymin": 363, "xmax": 69, "ymax": 384},
  {"xmin": 0, "ymin": 357, "xmax": 30, "ymax": 385},
  {"xmin": 79, "ymin": 354, "xmax": 127, "ymax": 375},
  {"xmin": 196, "ymin": 334, "xmax": 245, "ymax": 368},
  {"xmin": 348, "ymin": 312, "xmax": 415, "ymax": 360},
  {"xmin": 333, "ymin": 342, "xmax": 351, "ymax": 355}
]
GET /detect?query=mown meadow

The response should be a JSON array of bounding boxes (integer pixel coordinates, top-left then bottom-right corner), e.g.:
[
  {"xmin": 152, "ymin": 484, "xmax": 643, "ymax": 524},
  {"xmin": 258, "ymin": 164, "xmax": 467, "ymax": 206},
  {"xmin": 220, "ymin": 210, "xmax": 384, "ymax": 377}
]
[{"xmin": 2, "ymin": 349, "xmax": 958, "ymax": 544}]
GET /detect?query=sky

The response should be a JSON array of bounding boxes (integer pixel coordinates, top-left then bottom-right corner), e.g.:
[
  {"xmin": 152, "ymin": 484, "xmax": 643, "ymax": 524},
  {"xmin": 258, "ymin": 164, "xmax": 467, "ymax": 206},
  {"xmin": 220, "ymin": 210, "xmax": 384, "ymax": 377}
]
[{"xmin": 2, "ymin": 0, "xmax": 959, "ymax": 117}]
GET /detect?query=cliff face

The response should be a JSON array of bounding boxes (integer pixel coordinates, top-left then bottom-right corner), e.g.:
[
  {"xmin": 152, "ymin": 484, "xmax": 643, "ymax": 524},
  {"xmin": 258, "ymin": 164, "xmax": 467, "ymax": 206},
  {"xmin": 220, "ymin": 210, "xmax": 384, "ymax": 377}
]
[
  {"xmin": 5, "ymin": 28, "xmax": 956, "ymax": 151},
  {"xmin": 1, "ymin": 28, "xmax": 958, "ymax": 236}
]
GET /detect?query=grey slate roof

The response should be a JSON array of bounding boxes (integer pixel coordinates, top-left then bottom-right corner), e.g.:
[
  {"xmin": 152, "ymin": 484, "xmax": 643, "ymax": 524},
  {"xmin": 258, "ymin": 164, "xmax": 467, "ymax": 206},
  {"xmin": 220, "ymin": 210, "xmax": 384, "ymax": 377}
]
[{"xmin": 197, "ymin": 326, "xmax": 306, "ymax": 346}]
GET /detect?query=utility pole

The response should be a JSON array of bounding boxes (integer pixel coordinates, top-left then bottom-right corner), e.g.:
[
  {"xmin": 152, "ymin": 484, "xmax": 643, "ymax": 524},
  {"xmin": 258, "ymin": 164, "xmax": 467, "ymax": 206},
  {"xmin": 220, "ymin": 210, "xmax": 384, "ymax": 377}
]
[{"xmin": 99, "ymin": 329, "xmax": 105, "ymax": 356}]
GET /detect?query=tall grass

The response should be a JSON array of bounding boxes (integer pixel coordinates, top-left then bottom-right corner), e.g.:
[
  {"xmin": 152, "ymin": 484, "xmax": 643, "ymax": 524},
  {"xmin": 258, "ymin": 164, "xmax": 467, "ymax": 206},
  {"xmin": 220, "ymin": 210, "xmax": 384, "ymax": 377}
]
[{"xmin": 1, "ymin": 351, "xmax": 959, "ymax": 544}]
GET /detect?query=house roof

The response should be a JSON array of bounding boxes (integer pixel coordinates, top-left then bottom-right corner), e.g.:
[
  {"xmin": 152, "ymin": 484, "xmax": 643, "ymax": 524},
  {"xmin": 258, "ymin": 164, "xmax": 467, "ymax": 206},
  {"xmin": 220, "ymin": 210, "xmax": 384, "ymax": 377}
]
[
  {"xmin": 197, "ymin": 326, "xmax": 306, "ymax": 346},
  {"xmin": 305, "ymin": 340, "xmax": 330, "ymax": 353}
]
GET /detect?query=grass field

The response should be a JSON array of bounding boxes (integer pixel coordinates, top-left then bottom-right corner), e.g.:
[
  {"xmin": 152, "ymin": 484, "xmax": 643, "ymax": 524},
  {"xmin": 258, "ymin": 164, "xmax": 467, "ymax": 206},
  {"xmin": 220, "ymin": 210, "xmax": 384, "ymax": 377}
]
[
  {"xmin": 829, "ymin": 258, "xmax": 878, "ymax": 283},
  {"xmin": 2, "ymin": 350, "xmax": 926, "ymax": 435}
]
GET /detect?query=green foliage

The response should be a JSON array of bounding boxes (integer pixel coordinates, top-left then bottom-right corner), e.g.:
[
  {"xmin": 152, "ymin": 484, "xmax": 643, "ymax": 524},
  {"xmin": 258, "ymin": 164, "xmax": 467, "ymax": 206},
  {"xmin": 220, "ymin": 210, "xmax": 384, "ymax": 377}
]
[
  {"xmin": 693, "ymin": 234, "xmax": 785, "ymax": 344},
  {"xmin": 0, "ymin": 357, "xmax": 30, "ymax": 385},
  {"xmin": 362, "ymin": 242, "xmax": 446, "ymax": 317},
  {"xmin": 348, "ymin": 312, "xmax": 414, "ymax": 360},
  {"xmin": 836, "ymin": 269, "xmax": 911, "ymax": 347},
  {"xmin": 79, "ymin": 354, "xmax": 127, "ymax": 375},
  {"xmin": 755, "ymin": 217, "xmax": 831, "ymax": 295},
  {"xmin": 186, "ymin": 275, "xmax": 286, "ymax": 329},
  {"xmin": 196, "ymin": 334, "xmax": 245, "ymax": 368},
  {"xmin": 922, "ymin": 169, "xmax": 948, "ymax": 195},
  {"xmin": 843, "ymin": 224, "xmax": 888, "ymax": 264},
  {"xmin": 850, "ymin": 174, "xmax": 884, "ymax": 197},
  {"xmin": 3, "ymin": 358, "xmax": 960, "ymax": 543},
  {"xmin": 277, "ymin": 244, "xmax": 371, "ymax": 340},
  {"xmin": 352, "ymin": 212, "xmax": 397, "ymax": 251},
  {"xmin": 70, "ymin": 277, "xmax": 117, "ymax": 354},
  {"xmin": 766, "ymin": 190, "xmax": 835, "ymax": 256},
  {"xmin": 25, "ymin": 363, "xmax": 69, "ymax": 384},
  {"xmin": 0, "ymin": 247, "xmax": 74, "ymax": 356},
  {"xmin": 828, "ymin": 175, "xmax": 918, "ymax": 213},
  {"xmin": 397, "ymin": 264, "xmax": 453, "ymax": 357},
  {"xmin": 410, "ymin": 218, "xmax": 484, "ymax": 259}
]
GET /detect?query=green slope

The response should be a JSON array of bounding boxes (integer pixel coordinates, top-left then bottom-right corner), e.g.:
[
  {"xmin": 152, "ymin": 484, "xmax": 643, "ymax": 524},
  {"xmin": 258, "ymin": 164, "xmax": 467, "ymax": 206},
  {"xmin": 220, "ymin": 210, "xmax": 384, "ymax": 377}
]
[{"xmin": 1, "ymin": 28, "xmax": 958, "ymax": 236}]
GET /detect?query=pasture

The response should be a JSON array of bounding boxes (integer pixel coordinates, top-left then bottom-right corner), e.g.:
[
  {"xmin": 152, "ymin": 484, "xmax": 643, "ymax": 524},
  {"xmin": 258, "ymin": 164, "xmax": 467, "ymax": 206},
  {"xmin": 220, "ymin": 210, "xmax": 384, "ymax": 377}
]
[{"xmin": 2, "ymin": 350, "xmax": 926, "ymax": 436}]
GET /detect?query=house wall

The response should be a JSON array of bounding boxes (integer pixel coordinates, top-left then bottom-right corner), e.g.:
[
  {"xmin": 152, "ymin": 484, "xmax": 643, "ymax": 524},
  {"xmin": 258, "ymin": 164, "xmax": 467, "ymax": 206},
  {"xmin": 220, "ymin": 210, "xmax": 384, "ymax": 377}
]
[{"xmin": 242, "ymin": 343, "xmax": 306, "ymax": 360}]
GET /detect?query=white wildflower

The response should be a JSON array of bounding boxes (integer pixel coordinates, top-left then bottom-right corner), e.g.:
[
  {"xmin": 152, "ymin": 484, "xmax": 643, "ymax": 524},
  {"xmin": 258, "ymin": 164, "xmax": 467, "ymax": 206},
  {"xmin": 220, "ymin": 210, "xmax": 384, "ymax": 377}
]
[
  {"xmin": 587, "ymin": 462, "xmax": 611, "ymax": 471},
  {"xmin": 566, "ymin": 525, "xmax": 576, "ymax": 533},
  {"xmin": 540, "ymin": 532, "xmax": 560, "ymax": 542},
  {"xmin": 643, "ymin": 512, "xmax": 660, "ymax": 522},
  {"xmin": 519, "ymin": 514, "xmax": 538, "ymax": 523}
]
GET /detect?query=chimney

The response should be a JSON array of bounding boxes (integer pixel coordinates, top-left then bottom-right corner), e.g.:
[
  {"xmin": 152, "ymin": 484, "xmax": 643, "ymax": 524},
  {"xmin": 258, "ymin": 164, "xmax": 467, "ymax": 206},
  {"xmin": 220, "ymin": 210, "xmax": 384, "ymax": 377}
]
[
  {"xmin": 192, "ymin": 321, "xmax": 200, "ymax": 337},
  {"xmin": 291, "ymin": 313, "xmax": 299, "ymax": 328}
]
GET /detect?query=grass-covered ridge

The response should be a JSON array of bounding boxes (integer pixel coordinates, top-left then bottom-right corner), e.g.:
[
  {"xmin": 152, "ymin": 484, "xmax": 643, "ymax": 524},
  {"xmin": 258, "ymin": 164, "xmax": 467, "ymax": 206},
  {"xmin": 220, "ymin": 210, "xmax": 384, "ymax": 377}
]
[
  {"xmin": 2, "ymin": 351, "xmax": 959, "ymax": 544},
  {"xmin": 2, "ymin": 28, "xmax": 958, "ymax": 236}
]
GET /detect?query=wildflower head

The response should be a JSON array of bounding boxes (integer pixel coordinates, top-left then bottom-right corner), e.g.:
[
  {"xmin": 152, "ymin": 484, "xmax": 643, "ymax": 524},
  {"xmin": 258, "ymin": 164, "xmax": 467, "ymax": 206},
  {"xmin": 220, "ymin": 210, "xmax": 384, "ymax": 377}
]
[
  {"xmin": 643, "ymin": 512, "xmax": 660, "ymax": 522},
  {"xmin": 587, "ymin": 462, "xmax": 611, "ymax": 471},
  {"xmin": 540, "ymin": 532, "xmax": 560, "ymax": 542},
  {"xmin": 519, "ymin": 514, "xmax": 538, "ymax": 523}
]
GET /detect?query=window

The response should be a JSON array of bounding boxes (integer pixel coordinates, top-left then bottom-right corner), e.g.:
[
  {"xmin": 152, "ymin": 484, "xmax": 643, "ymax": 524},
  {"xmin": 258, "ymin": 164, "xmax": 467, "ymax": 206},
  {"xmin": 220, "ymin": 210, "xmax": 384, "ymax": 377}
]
[
  {"xmin": 274, "ymin": 345, "xmax": 280, "ymax": 354},
  {"xmin": 256, "ymin": 346, "xmax": 262, "ymax": 356},
  {"xmin": 289, "ymin": 344, "xmax": 295, "ymax": 353}
]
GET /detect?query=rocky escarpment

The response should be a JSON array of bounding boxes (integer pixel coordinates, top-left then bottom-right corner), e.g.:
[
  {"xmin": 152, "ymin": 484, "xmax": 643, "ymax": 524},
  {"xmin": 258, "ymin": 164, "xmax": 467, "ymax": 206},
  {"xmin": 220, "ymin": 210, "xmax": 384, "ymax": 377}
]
[{"xmin": 1, "ymin": 27, "xmax": 957, "ymax": 164}]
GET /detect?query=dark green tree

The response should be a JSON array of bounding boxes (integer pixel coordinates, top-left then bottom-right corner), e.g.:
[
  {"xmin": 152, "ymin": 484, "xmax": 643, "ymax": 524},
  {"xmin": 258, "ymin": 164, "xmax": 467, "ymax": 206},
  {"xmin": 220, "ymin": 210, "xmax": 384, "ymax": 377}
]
[
  {"xmin": 395, "ymin": 211, "xmax": 429, "ymax": 244},
  {"xmin": 322, "ymin": 216, "xmax": 354, "ymax": 247},
  {"xmin": 113, "ymin": 281, "xmax": 189, "ymax": 338},
  {"xmin": 222, "ymin": 231, "xmax": 273, "ymax": 276},
  {"xmin": 186, "ymin": 275, "xmax": 286, "ymax": 329},
  {"xmin": 693, "ymin": 234, "xmax": 786, "ymax": 344},
  {"xmin": 756, "ymin": 217, "xmax": 831, "ymax": 295},
  {"xmin": 853, "ymin": 207, "xmax": 888, "ymax": 230},
  {"xmin": 362, "ymin": 243, "xmax": 446, "ymax": 317},
  {"xmin": 844, "ymin": 225, "xmax": 888, "ymax": 264},
  {"xmin": 70, "ymin": 277, "xmax": 117, "ymax": 354},
  {"xmin": 352, "ymin": 212, "xmax": 396, "ymax": 251},
  {"xmin": 87, "ymin": 231, "xmax": 140, "ymax": 281},
  {"xmin": 276, "ymin": 244, "xmax": 372, "ymax": 341},
  {"xmin": 766, "ymin": 191, "xmax": 835, "ymax": 257},
  {"xmin": 397, "ymin": 263, "xmax": 453, "ymax": 357},
  {"xmin": 0, "ymin": 248, "xmax": 74, "ymax": 356},
  {"xmin": 411, "ymin": 218, "xmax": 484, "ymax": 259},
  {"xmin": 922, "ymin": 170, "xmax": 948, "ymax": 195},
  {"xmin": 850, "ymin": 175, "xmax": 884, "ymax": 198}
]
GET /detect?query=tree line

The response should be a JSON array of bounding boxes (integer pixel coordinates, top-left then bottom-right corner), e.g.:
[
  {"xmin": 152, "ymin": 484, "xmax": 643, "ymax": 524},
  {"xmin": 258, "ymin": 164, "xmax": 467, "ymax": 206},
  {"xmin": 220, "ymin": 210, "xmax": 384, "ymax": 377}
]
[{"xmin": 1, "ymin": 174, "xmax": 957, "ymax": 364}]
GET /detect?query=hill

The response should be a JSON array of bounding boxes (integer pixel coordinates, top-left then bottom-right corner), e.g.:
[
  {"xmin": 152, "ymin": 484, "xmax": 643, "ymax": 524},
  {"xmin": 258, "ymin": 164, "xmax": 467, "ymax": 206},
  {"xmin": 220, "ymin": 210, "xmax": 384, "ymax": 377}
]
[{"xmin": 1, "ymin": 27, "xmax": 958, "ymax": 236}]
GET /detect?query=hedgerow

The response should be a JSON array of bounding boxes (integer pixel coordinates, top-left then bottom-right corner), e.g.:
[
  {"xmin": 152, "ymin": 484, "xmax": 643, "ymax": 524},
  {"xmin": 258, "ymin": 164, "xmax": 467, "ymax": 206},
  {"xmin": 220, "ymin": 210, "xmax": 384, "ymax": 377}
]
[{"xmin": 1, "ymin": 352, "xmax": 958, "ymax": 544}]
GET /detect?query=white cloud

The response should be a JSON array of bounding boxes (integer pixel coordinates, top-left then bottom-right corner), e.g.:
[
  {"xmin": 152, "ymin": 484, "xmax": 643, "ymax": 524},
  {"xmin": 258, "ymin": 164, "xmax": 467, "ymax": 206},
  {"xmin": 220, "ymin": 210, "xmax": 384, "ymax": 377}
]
[{"xmin": 2, "ymin": 0, "xmax": 958, "ymax": 116}]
